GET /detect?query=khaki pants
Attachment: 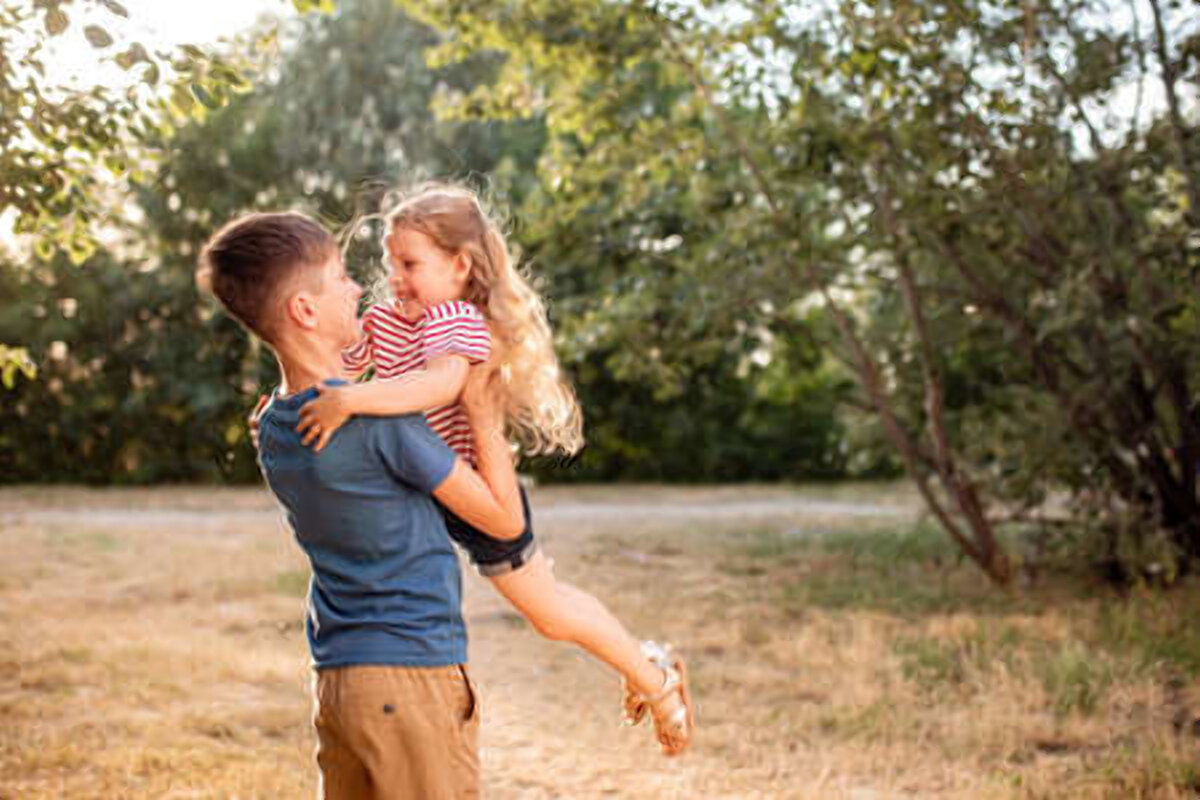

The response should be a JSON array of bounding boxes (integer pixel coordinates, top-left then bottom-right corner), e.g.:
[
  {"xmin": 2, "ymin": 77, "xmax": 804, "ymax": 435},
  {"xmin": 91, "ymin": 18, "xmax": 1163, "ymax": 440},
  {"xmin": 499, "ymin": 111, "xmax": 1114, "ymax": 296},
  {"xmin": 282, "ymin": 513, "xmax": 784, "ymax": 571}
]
[{"xmin": 313, "ymin": 664, "xmax": 480, "ymax": 799}]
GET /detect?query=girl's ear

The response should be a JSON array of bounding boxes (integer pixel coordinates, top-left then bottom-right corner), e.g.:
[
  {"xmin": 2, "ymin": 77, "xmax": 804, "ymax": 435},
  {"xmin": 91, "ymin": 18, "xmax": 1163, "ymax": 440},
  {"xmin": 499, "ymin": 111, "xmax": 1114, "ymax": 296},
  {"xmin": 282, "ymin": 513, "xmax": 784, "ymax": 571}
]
[{"xmin": 452, "ymin": 249, "xmax": 473, "ymax": 282}]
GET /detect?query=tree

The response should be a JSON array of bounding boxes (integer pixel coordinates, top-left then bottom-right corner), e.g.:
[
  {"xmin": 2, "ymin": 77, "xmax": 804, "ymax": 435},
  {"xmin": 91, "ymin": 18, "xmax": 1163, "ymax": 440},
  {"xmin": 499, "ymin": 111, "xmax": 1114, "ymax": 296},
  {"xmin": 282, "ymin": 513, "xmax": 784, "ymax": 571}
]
[
  {"xmin": 0, "ymin": 0, "xmax": 249, "ymax": 382},
  {"xmin": 1, "ymin": 0, "xmax": 852, "ymax": 486},
  {"xmin": 1, "ymin": 0, "xmax": 548, "ymax": 482},
  {"xmin": 400, "ymin": 0, "xmax": 1199, "ymax": 583}
]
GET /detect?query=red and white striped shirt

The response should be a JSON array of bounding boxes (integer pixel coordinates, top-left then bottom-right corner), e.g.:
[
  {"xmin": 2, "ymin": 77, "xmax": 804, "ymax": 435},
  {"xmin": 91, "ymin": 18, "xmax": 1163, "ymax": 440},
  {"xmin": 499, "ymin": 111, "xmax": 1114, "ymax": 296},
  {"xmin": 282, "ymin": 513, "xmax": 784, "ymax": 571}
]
[{"xmin": 343, "ymin": 300, "xmax": 492, "ymax": 464}]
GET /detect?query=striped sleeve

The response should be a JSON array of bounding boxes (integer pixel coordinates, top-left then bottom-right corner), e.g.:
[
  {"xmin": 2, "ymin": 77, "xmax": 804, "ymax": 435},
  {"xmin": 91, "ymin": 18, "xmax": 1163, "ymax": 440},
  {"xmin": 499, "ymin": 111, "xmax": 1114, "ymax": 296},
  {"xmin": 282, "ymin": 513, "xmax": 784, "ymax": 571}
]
[
  {"xmin": 423, "ymin": 301, "xmax": 491, "ymax": 365},
  {"xmin": 341, "ymin": 307, "xmax": 381, "ymax": 378}
]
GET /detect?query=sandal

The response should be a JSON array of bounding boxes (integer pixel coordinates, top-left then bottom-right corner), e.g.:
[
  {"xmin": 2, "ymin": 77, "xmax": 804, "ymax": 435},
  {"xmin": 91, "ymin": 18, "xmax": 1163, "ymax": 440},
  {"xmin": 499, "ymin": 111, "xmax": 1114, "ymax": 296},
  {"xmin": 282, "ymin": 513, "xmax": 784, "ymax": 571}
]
[{"xmin": 621, "ymin": 641, "xmax": 695, "ymax": 756}]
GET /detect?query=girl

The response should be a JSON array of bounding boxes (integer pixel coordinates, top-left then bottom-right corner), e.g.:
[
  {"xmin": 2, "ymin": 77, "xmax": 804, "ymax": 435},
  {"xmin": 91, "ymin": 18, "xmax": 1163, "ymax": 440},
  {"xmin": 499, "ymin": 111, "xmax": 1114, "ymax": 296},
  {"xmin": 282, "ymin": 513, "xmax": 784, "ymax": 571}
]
[{"xmin": 294, "ymin": 183, "xmax": 694, "ymax": 755}]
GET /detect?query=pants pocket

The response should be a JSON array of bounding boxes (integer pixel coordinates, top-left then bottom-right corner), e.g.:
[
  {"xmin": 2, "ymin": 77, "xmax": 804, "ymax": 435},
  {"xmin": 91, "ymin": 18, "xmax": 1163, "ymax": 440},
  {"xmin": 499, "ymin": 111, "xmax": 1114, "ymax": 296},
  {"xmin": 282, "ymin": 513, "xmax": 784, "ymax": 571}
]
[{"xmin": 455, "ymin": 664, "xmax": 479, "ymax": 724}]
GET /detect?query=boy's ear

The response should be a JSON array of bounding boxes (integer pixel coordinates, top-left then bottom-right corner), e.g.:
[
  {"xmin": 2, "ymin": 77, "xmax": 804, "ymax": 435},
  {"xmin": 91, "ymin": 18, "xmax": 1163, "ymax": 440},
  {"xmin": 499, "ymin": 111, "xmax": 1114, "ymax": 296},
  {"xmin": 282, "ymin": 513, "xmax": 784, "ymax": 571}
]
[{"xmin": 283, "ymin": 290, "xmax": 320, "ymax": 331}]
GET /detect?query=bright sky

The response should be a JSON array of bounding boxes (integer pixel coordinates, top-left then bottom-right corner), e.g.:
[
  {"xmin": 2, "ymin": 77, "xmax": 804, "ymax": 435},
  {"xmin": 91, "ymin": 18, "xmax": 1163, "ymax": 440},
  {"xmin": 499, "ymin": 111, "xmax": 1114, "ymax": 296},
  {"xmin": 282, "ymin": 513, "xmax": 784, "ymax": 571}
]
[
  {"xmin": 38, "ymin": 0, "xmax": 288, "ymax": 89},
  {"xmin": 110, "ymin": 0, "xmax": 285, "ymax": 44},
  {"xmin": 98, "ymin": 0, "xmax": 288, "ymax": 47}
]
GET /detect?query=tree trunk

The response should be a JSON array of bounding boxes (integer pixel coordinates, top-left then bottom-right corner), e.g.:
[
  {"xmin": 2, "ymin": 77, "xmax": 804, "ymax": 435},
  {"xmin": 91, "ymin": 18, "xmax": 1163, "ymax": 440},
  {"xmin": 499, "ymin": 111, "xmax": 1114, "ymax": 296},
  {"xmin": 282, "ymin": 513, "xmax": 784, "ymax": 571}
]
[{"xmin": 650, "ymin": 12, "xmax": 1014, "ymax": 584}]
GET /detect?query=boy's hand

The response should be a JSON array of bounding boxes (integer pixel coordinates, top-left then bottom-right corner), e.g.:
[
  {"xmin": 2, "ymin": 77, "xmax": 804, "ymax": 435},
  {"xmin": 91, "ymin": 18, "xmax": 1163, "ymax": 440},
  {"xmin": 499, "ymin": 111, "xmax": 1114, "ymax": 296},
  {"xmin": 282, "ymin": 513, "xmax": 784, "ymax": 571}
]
[
  {"xmin": 247, "ymin": 394, "xmax": 268, "ymax": 450},
  {"xmin": 297, "ymin": 384, "xmax": 353, "ymax": 452}
]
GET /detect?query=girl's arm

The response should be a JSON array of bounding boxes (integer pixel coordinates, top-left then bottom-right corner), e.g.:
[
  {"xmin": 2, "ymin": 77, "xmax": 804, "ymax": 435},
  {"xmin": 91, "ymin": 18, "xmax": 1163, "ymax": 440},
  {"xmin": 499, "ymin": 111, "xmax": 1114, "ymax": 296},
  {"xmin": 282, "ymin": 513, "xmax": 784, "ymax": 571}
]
[{"xmin": 298, "ymin": 355, "xmax": 468, "ymax": 451}]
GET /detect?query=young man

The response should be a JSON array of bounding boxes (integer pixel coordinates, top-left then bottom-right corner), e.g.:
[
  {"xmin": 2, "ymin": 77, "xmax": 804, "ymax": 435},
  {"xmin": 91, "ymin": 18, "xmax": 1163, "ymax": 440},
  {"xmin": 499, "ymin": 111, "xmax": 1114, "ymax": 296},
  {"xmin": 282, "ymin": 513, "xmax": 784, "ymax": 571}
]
[{"xmin": 198, "ymin": 211, "xmax": 524, "ymax": 799}]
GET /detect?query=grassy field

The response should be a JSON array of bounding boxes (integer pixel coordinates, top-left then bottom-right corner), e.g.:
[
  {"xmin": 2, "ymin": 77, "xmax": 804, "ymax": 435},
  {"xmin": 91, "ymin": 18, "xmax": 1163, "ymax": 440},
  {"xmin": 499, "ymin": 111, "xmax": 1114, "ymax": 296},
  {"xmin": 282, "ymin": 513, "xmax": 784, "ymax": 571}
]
[{"xmin": 1, "ymin": 485, "xmax": 1198, "ymax": 799}]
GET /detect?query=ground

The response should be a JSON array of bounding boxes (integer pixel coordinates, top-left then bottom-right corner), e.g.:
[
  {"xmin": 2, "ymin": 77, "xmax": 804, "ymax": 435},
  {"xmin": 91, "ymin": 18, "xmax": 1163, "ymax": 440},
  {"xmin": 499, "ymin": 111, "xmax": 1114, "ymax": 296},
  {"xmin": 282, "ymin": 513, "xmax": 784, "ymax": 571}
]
[{"xmin": 1, "ymin": 485, "xmax": 1198, "ymax": 799}]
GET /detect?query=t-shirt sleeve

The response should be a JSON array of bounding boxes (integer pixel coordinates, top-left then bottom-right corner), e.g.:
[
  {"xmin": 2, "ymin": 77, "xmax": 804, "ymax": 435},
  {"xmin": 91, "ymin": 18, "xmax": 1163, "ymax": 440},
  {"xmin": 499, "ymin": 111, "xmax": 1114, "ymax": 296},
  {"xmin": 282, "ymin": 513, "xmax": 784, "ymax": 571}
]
[
  {"xmin": 341, "ymin": 308, "xmax": 379, "ymax": 378},
  {"xmin": 423, "ymin": 301, "xmax": 491, "ymax": 365},
  {"xmin": 371, "ymin": 416, "xmax": 457, "ymax": 494},
  {"xmin": 342, "ymin": 336, "xmax": 374, "ymax": 378}
]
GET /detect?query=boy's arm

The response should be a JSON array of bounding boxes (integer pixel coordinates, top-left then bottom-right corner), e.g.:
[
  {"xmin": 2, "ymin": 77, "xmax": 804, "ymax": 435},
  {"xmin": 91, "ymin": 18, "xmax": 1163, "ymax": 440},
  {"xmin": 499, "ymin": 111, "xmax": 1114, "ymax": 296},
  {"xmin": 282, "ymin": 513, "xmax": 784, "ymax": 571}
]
[
  {"xmin": 431, "ymin": 363, "xmax": 523, "ymax": 539},
  {"xmin": 433, "ymin": 459, "xmax": 523, "ymax": 541},
  {"xmin": 299, "ymin": 355, "xmax": 469, "ymax": 451},
  {"xmin": 372, "ymin": 381, "xmax": 521, "ymax": 539}
]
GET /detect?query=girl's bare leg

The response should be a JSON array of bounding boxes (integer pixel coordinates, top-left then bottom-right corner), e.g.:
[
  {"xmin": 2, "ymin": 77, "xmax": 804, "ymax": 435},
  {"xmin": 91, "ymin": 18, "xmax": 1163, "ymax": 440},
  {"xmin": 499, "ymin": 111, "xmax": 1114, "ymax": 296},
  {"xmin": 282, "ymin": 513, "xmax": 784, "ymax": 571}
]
[{"xmin": 488, "ymin": 551, "xmax": 666, "ymax": 696}]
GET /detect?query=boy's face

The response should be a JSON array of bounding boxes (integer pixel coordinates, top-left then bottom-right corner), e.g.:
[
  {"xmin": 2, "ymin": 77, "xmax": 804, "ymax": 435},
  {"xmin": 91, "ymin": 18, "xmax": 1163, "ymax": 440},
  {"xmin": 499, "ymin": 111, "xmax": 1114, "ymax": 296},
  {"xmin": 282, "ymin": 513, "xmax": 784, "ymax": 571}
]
[{"xmin": 308, "ymin": 250, "xmax": 363, "ymax": 347}]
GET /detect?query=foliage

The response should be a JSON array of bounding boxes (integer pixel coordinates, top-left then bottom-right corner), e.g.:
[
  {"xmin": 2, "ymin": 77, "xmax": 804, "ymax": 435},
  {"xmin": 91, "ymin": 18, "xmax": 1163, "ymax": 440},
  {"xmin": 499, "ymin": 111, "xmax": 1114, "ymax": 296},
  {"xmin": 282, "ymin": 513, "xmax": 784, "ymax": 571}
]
[
  {"xmin": 0, "ymin": 1, "xmax": 518, "ymax": 482},
  {"xmin": 0, "ymin": 0, "xmax": 250, "ymax": 389},
  {"xmin": 0, "ymin": 0, "xmax": 848, "ymax": 484},
  {"xmin": 0, "ymin": 0, "xmax": 248, "ymax": 264},
  {"xmin": 14, "ymin": 0, "xmax": 1194, "ymax": 590},
  {"xmin": 397, "ymin": 0, "xmax": 1200, "ymax": 581},
  {"xmin": 555, "ymin": 319, "xmax": 848, "ymax": 481},
  {"xmin": 0, "ymin": 249, "xmax": 246, "ymax": 482},
  {"xmin": 0, "ymin": 344, "xmax": 36, "ymax": 388}
]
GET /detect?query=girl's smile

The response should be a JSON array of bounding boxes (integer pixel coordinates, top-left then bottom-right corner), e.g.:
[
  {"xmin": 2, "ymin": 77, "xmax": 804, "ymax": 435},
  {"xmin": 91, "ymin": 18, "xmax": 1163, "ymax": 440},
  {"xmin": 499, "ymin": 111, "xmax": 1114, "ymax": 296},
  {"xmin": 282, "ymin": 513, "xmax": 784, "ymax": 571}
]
[{"xmin": 385, "ymin": 226, "xmax": 469, "ymax": 320}]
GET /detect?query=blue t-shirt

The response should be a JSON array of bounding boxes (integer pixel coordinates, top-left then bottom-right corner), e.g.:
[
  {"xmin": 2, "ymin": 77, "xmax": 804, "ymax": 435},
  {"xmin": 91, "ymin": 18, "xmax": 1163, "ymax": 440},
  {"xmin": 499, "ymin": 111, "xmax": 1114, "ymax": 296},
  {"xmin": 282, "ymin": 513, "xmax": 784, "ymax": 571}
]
[{"xmin": 257, "ymin": 381, "xmax": 464, "ymax": 669}]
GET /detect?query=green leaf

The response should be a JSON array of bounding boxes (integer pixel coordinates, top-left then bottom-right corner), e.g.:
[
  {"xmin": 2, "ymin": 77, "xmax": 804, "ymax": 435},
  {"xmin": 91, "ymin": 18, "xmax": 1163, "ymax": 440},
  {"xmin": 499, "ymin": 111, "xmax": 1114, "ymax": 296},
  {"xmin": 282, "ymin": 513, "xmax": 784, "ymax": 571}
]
[
  {"xmin": 0, "ymin": 346, "xmax": 36, "ymax": 391},
  {"xmin": 44, "ymin": 7, "xmax": 68, "ymax": 36},
  {"xmin": 99, "ymin": 0, "xmax": 130, "ymax": 17},
  {"xmin": 115, "ymin": 43, "xmax": 148, "ymax": 70},
  {"xmin": 291, "ymin": 0, "xmax": 336, "ymax": 13},
  {"xmin": 34, "ymin": 237, "xmax": 55, "ymax": 261},
  {"xmin": 170, "ymin": 84, "xmax": 195, "ymax": 115},
  {"xmin": 66, "ymin": 235, "xmax": 97, "ymax": 266},
  {"xmin": 191, "ymin": 83, "xmax": 220, "ymax": 109},
  {"xmin": 84, "ymin": 25, "xmax": 114, "ymax": 49},
  {"xmin": 103, "ymin": 154, "xmax": 128, "ymax": 175}
]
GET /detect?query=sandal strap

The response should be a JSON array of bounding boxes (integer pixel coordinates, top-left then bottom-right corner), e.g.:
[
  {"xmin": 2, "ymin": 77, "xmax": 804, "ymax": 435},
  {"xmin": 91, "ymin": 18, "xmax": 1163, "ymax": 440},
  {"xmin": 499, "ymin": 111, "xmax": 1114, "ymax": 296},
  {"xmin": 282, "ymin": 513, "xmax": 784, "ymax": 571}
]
[
  {"xmin": 636, "ymin": 640, "xmax": 680, "ymax": 704},
  {"xmin": 642, "ymin": 665, "xmax": 682, "ymax": 705}
]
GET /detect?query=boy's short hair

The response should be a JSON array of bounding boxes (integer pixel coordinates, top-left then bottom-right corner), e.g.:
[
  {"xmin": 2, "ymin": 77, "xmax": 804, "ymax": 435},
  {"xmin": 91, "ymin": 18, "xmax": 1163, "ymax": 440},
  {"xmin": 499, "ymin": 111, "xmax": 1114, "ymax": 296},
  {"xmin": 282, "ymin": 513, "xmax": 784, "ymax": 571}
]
[{"xmin": 197, "ymin": 212, "xmax": 336, "ymax": 343}]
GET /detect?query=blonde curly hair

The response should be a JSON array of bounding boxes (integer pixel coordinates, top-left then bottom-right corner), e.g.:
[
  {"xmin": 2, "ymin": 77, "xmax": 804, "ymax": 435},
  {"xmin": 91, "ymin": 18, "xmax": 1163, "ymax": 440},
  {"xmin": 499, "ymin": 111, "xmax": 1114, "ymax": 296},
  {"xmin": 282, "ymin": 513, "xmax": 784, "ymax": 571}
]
[{"xmin": 381, "ymin": 182, "xmax": 584, "ymax": 457}]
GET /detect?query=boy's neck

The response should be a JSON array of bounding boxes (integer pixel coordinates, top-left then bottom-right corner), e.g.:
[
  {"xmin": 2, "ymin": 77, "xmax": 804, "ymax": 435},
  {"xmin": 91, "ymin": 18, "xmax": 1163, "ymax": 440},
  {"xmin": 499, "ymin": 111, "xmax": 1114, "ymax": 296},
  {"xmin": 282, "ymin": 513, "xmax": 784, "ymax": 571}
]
[{"xmin": 275, "ymin": 340, "xmax": 346, "ymax": 398}]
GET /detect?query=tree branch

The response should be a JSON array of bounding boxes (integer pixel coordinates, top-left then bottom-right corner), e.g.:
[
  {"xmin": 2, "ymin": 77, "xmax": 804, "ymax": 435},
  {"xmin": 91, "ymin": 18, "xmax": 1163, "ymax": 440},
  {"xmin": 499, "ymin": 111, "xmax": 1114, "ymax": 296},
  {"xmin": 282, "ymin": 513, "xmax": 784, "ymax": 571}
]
[
  {"xmin": 1146, "ymin": 0, "xmax": 1200, "ymax": 226},
  {"xmin": 1126, "ymin": 0, "xmax": 1148, "ymax": 146},
  {"xmin": 646, "ymin": 9, "xmax": 999, "ymax": 572}
]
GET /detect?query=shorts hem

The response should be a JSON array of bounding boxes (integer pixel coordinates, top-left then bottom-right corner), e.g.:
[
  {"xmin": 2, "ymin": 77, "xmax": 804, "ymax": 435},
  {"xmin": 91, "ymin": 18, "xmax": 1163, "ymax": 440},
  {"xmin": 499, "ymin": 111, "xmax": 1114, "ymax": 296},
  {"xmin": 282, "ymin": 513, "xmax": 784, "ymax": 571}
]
[{"xmin": 475, "ymin": 539, "xmax": 539, "ymax": 577}]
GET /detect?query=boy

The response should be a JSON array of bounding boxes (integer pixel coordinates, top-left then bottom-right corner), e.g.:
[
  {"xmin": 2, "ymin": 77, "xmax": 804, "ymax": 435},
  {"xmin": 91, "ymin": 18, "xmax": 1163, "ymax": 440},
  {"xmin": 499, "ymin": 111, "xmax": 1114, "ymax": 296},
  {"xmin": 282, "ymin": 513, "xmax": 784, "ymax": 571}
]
[{"xmin": 198, "ymin": 211, "xmax": 524, "ymax": 799}]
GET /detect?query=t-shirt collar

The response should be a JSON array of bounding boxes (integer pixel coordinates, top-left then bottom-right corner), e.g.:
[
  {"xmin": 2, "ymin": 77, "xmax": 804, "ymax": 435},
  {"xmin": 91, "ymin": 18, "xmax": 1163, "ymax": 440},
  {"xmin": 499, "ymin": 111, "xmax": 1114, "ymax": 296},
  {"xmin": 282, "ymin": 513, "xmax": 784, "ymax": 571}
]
[{"xmin": 271, "ymin": 378, "xmax": 350, "ymax": 412}]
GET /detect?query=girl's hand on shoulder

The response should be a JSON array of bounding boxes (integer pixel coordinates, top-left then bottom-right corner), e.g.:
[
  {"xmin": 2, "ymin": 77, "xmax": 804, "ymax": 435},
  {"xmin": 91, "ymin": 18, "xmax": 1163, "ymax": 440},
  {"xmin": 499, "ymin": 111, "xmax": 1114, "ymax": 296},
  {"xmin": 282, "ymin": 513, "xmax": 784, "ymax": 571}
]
[{"xmin": 297, "ymin": 385, "xmax": 354, "ymax": 452}]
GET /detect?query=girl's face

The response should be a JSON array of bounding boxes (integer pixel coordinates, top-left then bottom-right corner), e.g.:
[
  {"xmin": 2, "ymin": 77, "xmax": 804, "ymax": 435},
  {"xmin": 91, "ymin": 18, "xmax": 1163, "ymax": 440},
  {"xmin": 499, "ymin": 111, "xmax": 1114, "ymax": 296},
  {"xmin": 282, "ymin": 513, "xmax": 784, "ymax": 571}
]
[{"xmin": 385, "ymin": 225, "xmax": 469, "ymax": 319}]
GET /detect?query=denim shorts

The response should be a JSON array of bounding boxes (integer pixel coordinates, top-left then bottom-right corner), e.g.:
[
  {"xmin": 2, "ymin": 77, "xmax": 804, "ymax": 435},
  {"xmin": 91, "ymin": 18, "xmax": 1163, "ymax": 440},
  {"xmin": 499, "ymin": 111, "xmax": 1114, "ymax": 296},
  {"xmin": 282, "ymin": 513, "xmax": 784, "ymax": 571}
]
[{"xmin": 437, "ymin": 487, "xmax": 537, "ymax": 576}]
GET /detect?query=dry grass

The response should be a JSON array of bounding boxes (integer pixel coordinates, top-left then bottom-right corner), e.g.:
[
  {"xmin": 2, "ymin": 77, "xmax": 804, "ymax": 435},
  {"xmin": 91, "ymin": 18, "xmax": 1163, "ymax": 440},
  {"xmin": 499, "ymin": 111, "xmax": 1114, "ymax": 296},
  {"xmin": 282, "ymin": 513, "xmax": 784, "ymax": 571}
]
[{"xmin": 1, "ymin": 485, "xmax": 1198, "ymax": 799}]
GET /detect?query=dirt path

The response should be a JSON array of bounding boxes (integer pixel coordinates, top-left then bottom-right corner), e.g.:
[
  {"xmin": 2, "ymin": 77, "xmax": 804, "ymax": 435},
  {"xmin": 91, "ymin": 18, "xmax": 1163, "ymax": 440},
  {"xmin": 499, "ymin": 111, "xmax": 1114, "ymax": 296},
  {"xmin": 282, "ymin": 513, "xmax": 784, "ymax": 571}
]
[{"xmin": 0, "ymin": 495, "xmax": 908, "ymax": 529}]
